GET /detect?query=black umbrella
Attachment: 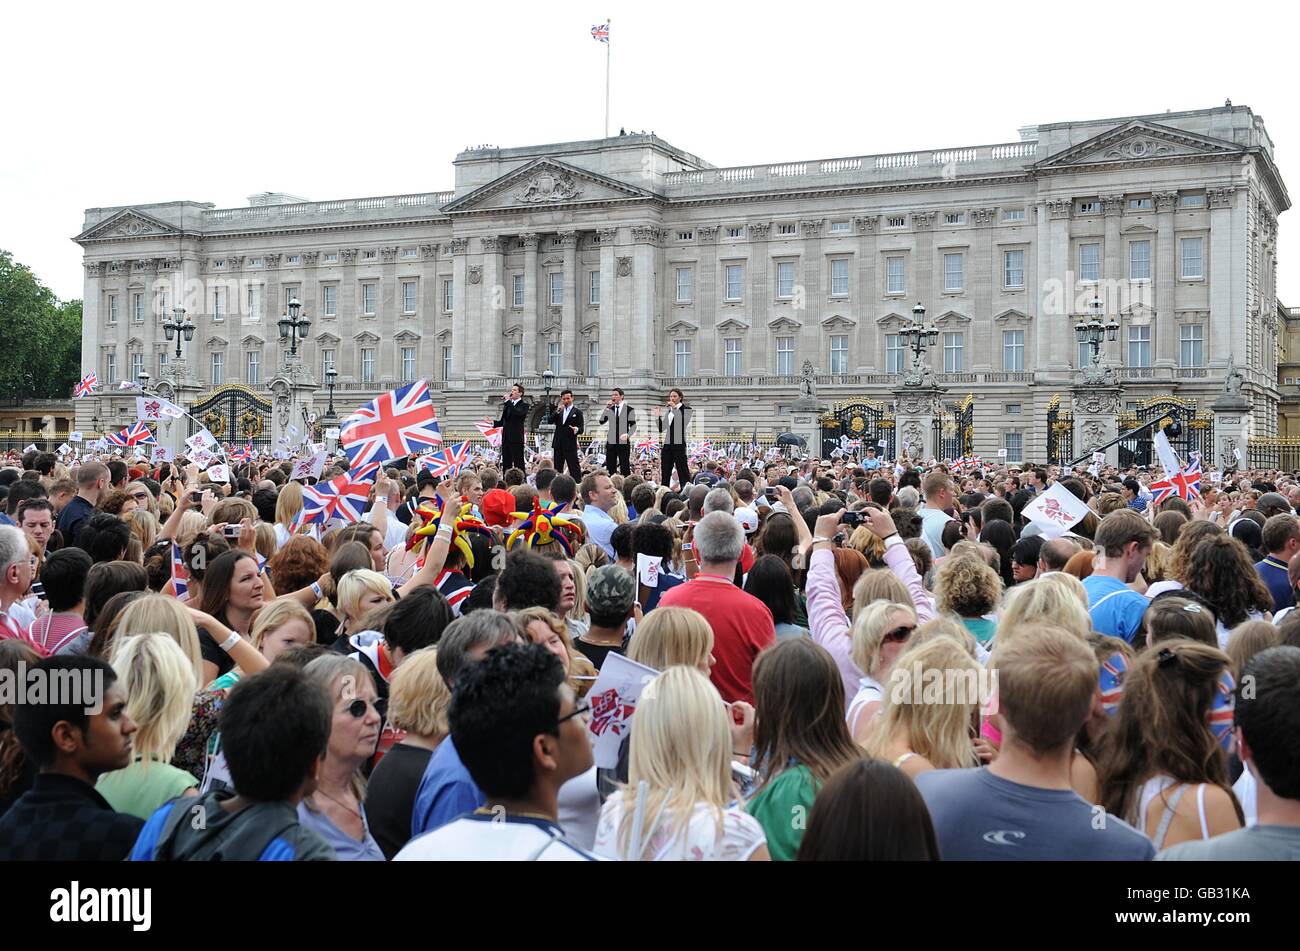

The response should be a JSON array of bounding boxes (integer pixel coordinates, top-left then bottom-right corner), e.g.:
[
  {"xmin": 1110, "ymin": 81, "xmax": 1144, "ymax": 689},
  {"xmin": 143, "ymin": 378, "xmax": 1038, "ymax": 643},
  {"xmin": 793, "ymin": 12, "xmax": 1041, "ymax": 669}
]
[{"xmin": 775, "ymin": 432, "xmax": 806, "ymax": 448}]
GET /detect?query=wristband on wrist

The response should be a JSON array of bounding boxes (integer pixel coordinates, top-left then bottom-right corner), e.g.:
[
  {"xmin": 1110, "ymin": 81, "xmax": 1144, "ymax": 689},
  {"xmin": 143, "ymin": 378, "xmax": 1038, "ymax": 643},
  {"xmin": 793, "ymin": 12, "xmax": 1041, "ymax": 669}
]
[
  {"xmin": 811, "ymin": 535, "xmax": 836, "ymax": 545},
  {"xmin": 218, "ymin": 631, "xmax": 242, "ymax": 653},
  {"xmin": 310, "ymin": 581, "xmax": 323, "ymax": 599}
]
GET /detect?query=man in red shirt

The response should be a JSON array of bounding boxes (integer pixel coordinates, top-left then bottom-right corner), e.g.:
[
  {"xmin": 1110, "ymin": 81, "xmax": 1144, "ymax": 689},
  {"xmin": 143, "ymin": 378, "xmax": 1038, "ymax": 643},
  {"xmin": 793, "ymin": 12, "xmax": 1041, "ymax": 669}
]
[{"xmin": 658, "ymin": 511, "xmax": 775, "ymax": 705}]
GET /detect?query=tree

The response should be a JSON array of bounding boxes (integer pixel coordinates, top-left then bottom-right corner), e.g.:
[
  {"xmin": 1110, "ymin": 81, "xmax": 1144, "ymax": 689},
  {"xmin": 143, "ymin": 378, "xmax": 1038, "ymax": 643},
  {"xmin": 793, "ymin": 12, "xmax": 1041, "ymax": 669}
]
[{"xmin": 0, "ymin": 250, "xmax": 83, "ymax": 400}]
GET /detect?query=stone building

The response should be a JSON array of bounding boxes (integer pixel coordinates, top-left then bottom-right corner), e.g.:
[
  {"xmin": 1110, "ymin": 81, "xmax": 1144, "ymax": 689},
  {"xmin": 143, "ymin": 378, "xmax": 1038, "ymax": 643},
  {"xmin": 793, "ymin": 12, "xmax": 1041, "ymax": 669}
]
[{"xmin": 75, "ymin": 103, "xmax": 1287, "ymax": 461}]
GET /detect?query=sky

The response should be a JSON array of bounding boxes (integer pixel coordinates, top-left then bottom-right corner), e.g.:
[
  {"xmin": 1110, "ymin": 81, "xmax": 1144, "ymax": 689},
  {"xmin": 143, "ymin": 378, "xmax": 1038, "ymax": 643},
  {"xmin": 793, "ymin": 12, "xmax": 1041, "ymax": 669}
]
[{"xmin": 2, "ymin": 0, "xmax": 1295, "ymax": 304}]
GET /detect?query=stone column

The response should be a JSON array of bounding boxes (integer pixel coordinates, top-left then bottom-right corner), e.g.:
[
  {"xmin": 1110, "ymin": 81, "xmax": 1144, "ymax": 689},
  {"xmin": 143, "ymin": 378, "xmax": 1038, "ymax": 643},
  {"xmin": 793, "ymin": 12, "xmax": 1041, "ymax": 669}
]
[
  {"xmin": 912, "ymin": 213, "xmax": 936, "ymax": 317},
  {"xmin": 896, "ymin": 386, "xmax": 945, "ymax": 461},
  {"xmin": 1072, "ymin": 387, "xmax": 1123, "ymax": 467},
  {"xmin": 419, "ymin": 244, "xmax": 440, "ymax": 382},
  {"xmin": 379, "ymin": 246, "xmax": 399, "ymax": 379},
  {"xmin": 970, "ymin": 208, "xmax": 997, "ymax": 370},
  {"xmin": 1211, "ymin": 386, "xmax": 1251, "ymax": 472},
  {"xmin": 1153, "ymin": 191, "xmax": 1179, "ymax": 368},
  {"xmin": 748, "ymin": 223, "xmax": 771, "ymax": 371},
  {"xmin": 597, "ymin": 227, "xmax": 619, "ymax": 383},
  {"xmin": 799, "ymin": 218, "xmax": 824, "ymax": 373},
  {"xmin": 1101, "ymin": 194, "xmax": 1124, "ymax": 367},
  {"xmin": 521, "ymin": 234, "xmax": 540, "ymax": 374},
  {"xmin": 449, "ymin": 237, "xmax": 469, "ymax": 380},
  {"xmin": 559, "ymin": 231, "xmax": 579, "ymax": 374},
  {"xmin": 1208, "ymin": 186, "xmax": 1239, "ymax": 371},
  {"xmin": 630, "ymin": 226, "xmax": 662, "ymax": 376},
  {"xmin": 1045, "ymin": 200, "xmax": 1073, "ymax": 371},
  {"xmin": 78, "ymin": 261, "xmax": 104, "ymax": 435},
  {"xmin": 854, "ymin": 215, "xmax": 878, "ymax": 372},
  {"xmin": 481, "ymin": 236, "xmax": 505, "ymax": 378},
  {"xmin": 697, "ymin": 225, "xmax": 719, "ymax": 375}
]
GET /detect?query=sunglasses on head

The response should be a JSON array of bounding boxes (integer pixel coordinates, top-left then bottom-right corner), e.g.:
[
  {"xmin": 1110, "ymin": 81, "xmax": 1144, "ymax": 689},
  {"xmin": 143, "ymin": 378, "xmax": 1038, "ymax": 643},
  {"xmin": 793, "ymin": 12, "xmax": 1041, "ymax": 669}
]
[
  {"xmin": 883, "ymin": 624, "xmax": 915, "ymax": 644},
  {"xmin": 345, "ymin": 697, "xmax": 387, "ymax": 719}
]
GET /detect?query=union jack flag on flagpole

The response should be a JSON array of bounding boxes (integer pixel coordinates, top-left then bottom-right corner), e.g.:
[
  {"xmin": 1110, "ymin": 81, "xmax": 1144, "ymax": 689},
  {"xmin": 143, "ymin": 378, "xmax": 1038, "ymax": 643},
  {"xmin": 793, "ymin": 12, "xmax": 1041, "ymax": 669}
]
[
  {"xmin": 419, "ymin": 441, "xmax": 472, "ymax": 478},
  {"xmin": 162, "ymin": 542, "xmax": 188, "ymax": 599},
  {"xmin": 229, "ymin": 442, "xmax": 254, "ymax": 464},
  {"xmin": 340, "ymin": 379, "xmax": 442, "ymax": 467},
  {"xmin": 107, "ymin": 420, "xmax": 156, "ymax": 447},
  {"xmin": 73, "ymin": 371, "xmax": 98, "ymax": 398},
  {"xmin": 1149, "ymin": 456, "xmax": 1202, "ymax": 505},
  {"xmin": 293, "ymin": 481, "xmax": 339, "ymax": 531},
  {"xmin": 591, "ymin": 22, "xmax": 609, "ymax": 42},
  {"xmin": 329, "ymin": 462, "xmax": 382, "ymax": 524}
]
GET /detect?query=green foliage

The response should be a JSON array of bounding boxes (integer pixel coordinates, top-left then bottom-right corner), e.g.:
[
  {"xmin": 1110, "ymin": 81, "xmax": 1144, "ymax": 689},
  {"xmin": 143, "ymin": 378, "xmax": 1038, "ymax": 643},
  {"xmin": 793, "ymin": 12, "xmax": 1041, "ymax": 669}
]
[{"xmin": 0, "ymin": 249, "xmax": 83, "ymax": 400}]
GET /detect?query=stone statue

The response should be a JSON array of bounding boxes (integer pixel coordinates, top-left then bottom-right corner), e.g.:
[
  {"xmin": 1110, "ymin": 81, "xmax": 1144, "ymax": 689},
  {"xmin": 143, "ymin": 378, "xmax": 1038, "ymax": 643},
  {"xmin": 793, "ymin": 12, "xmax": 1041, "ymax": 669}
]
[
  {"xmin": 800, "ymin": 360, "xmax": 816, "ymax": 398},
  {"xmin": 1223, "ymin": 354, "xmax": 1244, "ymax": 395}
]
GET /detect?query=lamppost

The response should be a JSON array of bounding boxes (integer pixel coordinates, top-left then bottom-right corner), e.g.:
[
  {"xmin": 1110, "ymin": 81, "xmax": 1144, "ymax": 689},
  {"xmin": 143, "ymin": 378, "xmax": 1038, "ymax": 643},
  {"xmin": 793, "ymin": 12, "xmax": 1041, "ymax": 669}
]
[
  {"xmin": 162, "ymin": 306, "xmax": 196, "ymax": 360},
  {"xmin": 323, "ymin": 367, "xmax": 338, "ymax": 422},
  {"xmin": 277, "ymin": 297, "xmax": 311, "ymax": 358},
  {"xmin": 1076, "ymin": 295, "xmax": 1121, "ymax": 384},
  {"xmin": 898, "ymin": 301, "xmax": 939, "ymax": 386},
  {"xmin": 539, "ymin": 369, "xmax": 556, "ymax": 455},
  {"xmin": 137, "ymin": 370, "xmax": 151, "ymax": 393}
]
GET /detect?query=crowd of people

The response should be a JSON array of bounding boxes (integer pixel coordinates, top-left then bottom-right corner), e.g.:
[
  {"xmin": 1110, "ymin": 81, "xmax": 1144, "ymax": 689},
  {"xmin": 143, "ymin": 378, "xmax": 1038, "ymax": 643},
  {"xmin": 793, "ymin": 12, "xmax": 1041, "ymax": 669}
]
[{"xmin": 0, "ymin": 437, "xmax": 1298, "ymax": 862}]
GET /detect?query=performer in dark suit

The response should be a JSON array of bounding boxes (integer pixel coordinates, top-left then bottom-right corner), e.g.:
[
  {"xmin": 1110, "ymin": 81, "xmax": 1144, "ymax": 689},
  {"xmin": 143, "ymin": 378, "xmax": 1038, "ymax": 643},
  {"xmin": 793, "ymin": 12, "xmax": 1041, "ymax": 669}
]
[
  {"xmin": 598, "ymin": 387, "xmax": 636, "ymax": 477},
  {"xmin": 655, "ymin": 387, "xmax": 693, "ymax": 488},
  {"xmin": 494, "ymin": 383, "xmax": 531, "ymax": 472},
  {"xmin": 547, "ymin": 388, "xmax": 585, "ymax": 480}
]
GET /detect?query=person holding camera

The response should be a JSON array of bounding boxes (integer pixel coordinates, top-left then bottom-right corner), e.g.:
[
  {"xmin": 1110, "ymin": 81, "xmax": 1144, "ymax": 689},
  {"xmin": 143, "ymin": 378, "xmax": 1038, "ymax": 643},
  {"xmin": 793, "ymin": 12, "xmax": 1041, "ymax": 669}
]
[
  {"xmin": 494, "ymin": 383, "xmax": 532, "ymax": 473},
  {"xmin": 655, "ymin": 388, "xmax": 692, "ymax": 490},
  {"xmin": 546, "ymin": 389, "xmax": 585, "ymax": 481},
  {"xmin": 598, "ymin": 388, "xmax": 636, "ymax": 477}
]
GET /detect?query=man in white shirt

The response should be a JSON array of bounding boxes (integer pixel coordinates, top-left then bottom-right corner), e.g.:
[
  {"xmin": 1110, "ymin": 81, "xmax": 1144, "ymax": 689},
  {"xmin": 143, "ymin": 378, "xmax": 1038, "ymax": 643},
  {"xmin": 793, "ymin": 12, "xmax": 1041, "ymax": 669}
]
[
  {"xmin": 395, "ymin": 642, "xmax": 596, "ymax": 860},
  {"xmin": 918, "ymin": 470, "xmax": 957, "ymax": 558},
  {"xmin": 578, "ymin": 471, "xmax": 618, "ymax": 560}
]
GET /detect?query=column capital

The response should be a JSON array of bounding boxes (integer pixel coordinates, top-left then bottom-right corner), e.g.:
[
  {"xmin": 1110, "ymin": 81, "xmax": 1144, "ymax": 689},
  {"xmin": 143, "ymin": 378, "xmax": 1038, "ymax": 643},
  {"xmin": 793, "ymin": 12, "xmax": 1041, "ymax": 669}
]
[
  {"xmin": 557, "ymin": 231, "xmax": 579, "ymax": 248},
  {"xmin": 85, "ymin": 261, "xmax": 105, "ymax": 277},
  {"xmin": 1100, "ymin": 194, "xmax": 1125, "ymax": 216},
  {"xmin": 799, "ymin": 218, "xmax": 824, "ymax": 238},
  {"xmin": 1046, "ymin": 199, "xmax": 1072, "ymax": 220},
  {"xmin": 520, "ymin": 233, "xmax": 541, "ymax": 250},
  {"xmin": 748, "ymin": 221, "xmax": 771, "ymax": 241},
  {"xmin": 420, "ymin": 243, "xmax": 440, "ymax": 260},
  {"xmin": 339, "ymin": 249, "xmax": 358, "ymax": 265},
  {"xmin": 596, "ymin": 227, "xmax": 619, "ymax": 243},
  {"xmin": 264, "ymin": 253, "xmax": 282, "ymax": 268},
  {"xmin": 449, "ymin": 237, "xmax": 470, "ymax": 255},
  {"xmin": 302, "ymin": 250, "xmax": 320, "ymax": 266},
  {"xmin": 631, "ymin": 225, "xmax": 666, "ymax": 245},
  {"xmin": 1153, "ymin": 191, "xmax": 1179, "ymax": 213},
  {"xmin": 698, "ymin": 225, "xmax": 719, "ymax": 244},
  {"xmin": 380, "ymin": 246, "xmax": 399, "ymax": 263},
  {"xmin": 1207, "ymin": 185, "xmax": 1237, "ymax": 210},
  {"xmin": 970, "ymin": 207, "xmax": 998, "ymax": 227},
  {"xmin": 226, "ymin": 256, "xmax": 244, "ymax": 272},
  {"xmin": 481, "ymin": 236, "xmax": 506, "ymax": 253},
  {"xmin": 911, "ymin": 211, "xmax": 936, "ymax": 231}
]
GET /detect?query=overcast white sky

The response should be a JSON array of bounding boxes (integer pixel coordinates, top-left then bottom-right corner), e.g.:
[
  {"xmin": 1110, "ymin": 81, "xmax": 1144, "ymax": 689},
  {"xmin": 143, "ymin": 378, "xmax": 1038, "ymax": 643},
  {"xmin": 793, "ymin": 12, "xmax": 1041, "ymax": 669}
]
[{"xmin": 2, "ymin": 0, "xmax": 1295, "ymax": 303}]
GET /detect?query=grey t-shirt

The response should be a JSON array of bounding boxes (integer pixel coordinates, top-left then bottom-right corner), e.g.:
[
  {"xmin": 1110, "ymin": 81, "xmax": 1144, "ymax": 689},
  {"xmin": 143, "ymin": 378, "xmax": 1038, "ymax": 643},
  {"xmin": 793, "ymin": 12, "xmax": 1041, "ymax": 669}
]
[
  {"xmin": 915, "ymin": 767, "xmax": 1155, "ymax": 861},
  {"xmin": 1157, "ymin": 825, "xmax": 1300, "ymax": 861},
  {"xmin": 919, "ymin": 506, "xmax": 955, "ymax": 558}
]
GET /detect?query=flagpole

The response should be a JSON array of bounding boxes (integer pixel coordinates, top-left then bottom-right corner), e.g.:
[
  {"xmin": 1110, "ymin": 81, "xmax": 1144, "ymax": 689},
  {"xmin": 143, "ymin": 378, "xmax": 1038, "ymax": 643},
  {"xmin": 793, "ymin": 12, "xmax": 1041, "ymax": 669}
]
[{"xmin": 604, "ymin": 16, "xmax": 611, "ymax": 138}]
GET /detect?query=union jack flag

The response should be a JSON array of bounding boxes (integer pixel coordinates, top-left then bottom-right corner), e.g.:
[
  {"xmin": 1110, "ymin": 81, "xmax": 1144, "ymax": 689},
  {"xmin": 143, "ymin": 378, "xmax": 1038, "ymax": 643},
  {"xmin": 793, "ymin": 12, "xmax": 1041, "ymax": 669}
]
[
  {"xmin": 331, "ymin": 463, "xmax": 381, "ymax": 523},
  {"xmin": 475, "ymin": 419, "xmax": 503, "ymax": 448},
  {"xmin": 1148, "ymin": 457, "xmax": 1202, "ymax": 504},
  {"xmin": 635, "ymin": 436, "xmax": 656, "ymax": 454},
  {"xmin": 107, "ymin": 420, "xmax": 155, "ymax": 447},
  {"xmin": 73, "ymin": 371, "xmax": 98, "ymax": 398},
  {"xmin": 591, "ymin": 22, "xmax": 609, "ymax": 42},
  {"xmin": 162, "ymin": 542, "xmax": 188, "ymax": 599},
  {"xmin": 294, "ymin": 481, "xmax": 339, "ymax": 531},
  {"xmin": 1098, "ymin": 652, "xmax": 1128, "ymax": 716},
  {"xmin": 340, "ymin": 379, "xmax": 442, "ymax": 467},
  {"xmin": 419, "ymin": 441, "xmax": 472, "ymax": 478},
  {"xmin": 229, "ymin": 442, "xmax": 254, "ymax": 464},
  {"xmin": 1208, "ymin": 670, "xmax": 1235, "ymax": 749}
]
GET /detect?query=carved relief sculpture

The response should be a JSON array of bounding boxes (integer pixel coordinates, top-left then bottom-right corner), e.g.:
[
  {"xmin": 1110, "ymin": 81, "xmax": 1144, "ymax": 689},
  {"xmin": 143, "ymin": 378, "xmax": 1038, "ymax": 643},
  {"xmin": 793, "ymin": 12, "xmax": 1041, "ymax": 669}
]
[
  {"xmin": 616, "ymin": 257, "xmax": 632, "ymax": 278},
  {"xmin": 514, "ymin": 170, "xmax": 583, "ymax": 203}
]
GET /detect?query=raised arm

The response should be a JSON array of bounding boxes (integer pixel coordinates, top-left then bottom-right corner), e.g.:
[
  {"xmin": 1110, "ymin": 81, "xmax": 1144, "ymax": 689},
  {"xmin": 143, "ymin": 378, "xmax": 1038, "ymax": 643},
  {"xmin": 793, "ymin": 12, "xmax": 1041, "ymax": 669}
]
[
  {"xmin": 861, "ymin": 506, "xmax": 933, "ymax": 623},
  {"xmin": 806, "ymin": 512, "xmax": 863, "ymax": 705}
]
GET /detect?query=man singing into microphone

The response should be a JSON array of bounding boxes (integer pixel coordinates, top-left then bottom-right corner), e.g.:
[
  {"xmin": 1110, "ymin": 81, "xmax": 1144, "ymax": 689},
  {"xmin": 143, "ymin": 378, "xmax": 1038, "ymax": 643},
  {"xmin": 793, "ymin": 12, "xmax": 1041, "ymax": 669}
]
[
  {"xmin": 655, "ymin": 388, "xmax": 692, "ymax": 489},
  {"xmin": 495, "ymin": 383, "xmax": 531, "ymax": 473},
  {"xmin": 547, "ymin": 389, "xmax": 585, "ymax": 480},
  {"xmin": 598, "ymin": 388, "xmax": 636, "ymax": 477}
]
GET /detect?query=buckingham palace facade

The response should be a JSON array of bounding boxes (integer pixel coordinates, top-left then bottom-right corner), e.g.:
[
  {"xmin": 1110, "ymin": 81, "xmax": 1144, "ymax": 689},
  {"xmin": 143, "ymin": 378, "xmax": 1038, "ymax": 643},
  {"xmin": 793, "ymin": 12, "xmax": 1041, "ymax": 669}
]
[{"xmin": 76, "ymin": 103, "xmax": 1288, "ymax": 457}]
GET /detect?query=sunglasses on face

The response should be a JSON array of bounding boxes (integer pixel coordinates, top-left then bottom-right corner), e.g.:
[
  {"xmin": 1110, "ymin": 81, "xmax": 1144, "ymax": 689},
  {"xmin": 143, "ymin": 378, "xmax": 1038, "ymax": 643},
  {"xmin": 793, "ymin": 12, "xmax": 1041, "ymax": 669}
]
[
  {"xmin": 557, "ymin": 703, "xmax": 591, "ymax": 725},
  {"xmin": 345, "ymin": 697, "xmax": 387, "ymax": 719},
  {"xmin": 882, "ymin": 624, "xmax": 915, "ymax": 645},
  {"xmin": 130, "ymin": 492, "xmax": 150, "ymax": 501}
]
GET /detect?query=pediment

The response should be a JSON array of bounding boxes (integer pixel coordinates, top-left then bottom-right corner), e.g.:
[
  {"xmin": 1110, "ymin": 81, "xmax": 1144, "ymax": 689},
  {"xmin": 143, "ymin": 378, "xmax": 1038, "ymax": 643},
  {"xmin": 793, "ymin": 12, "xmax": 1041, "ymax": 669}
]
[
  {"xmin": 580, "ymin": 321, "xmax": 600, "ymax": 337},
  {"xmin": 767, "ymin": 315, "xmax": 802, "ymax": 332},
  {"xmin": 315, "ymin": 332, "xmax": 341, "ymax": 345},
  {"xmin": 502, "ymin": 323, "xmax": 523, "ymax": 339},
  {"xmin": 75, "ymin": 209, "xmax": 182, "ymax": 243},
  {"xmin": 206, "ymin": 335, "xmax": 228, "ymax": 348},
  {"xmin": 394, "ymin": 329, "xmax": 421, "ymax": 343},
  {"xmin": 1120, "ymin": 223, "xmax": 1157, "ymax": 235},
  {"xmin": 126, "ymin": 336, "xmax": 144, "ymax": 349},
  {"xmin": 933, "ymin": 310, "xmax": 970, "ymax": 325},
  {"xmin": 1035, "ymin": 119, "xmax": 1242, "ymax": 170},
  {"xmin": 876, "ymin": 311, "xmax": 909, "ymax": 326},
  {"xmin": 440, "ymin": 158, "xmax": 657, "ymax": 214},
  {"xmin": 992, "ymin": 308, "xmax": 1032, "ymax": 323},
  {"xmin": 354, "ymin": 331, "xmax": 380, "ymax": 343},
  {"xmin": 241, "ymin": 334, "xmax": 265, "ymax": 346},
  {"xmin": 1121, "ymin": 301, "xmax": 1156, "ymax": 319},
  {"xmin": 716, "ymin": 318, "xmax": 750, "ymax": 334},
  {"xmin": 821, "ymin": 314, "xmax": 856, "ymax": 330},
  {"xmin": 666, "ymin": 319, "xmax": 699, "ymax": 335},
  {"xmin": 436, "ymin": 329, "xmax": 452, "ymax": 342}
]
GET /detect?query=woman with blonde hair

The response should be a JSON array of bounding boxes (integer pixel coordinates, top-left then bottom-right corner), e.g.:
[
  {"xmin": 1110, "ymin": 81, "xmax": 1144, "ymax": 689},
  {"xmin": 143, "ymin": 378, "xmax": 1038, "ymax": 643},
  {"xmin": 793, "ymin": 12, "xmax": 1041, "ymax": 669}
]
[
  {"xmin": 298, "ymin": 654, "xmax": 385, "ymax": 860},
  {"xmin": 609, "ymin": 492, "xmax": 629, "ymax": 526},
  {"xmin": 365, "ymin": 647, "xmax": 451, "ymax": 858},
  {"xmin": 567, "ymin": 558, "xmax": 589, "ymax": 624},
  {"xmin": 174, "ymin": 510, "xmax": 209, "ymax": 550},
  {"xmin": 335, "ymin": 568, "xmax": 396, "ymax": 639},
  {"xmin": 274, "ymin": 481, "xmax": 305, "ymax": 546},
  {"xmin": 909, "ymin": 615, "xmax": 980, "ymax": 660},
  {"xmin": 254, "ymin": 522, "xmax": 277, "ymax": 563},
  {"xmin": 573, "ymin": 542, "xmax": 609, "ymax": 575},
  {"xmin": 513, "ymin": 605, "xmax": 599, "ymax": 698},
  {"xmin": 96, "ymin": 633, "xmax": 200, "ymax": 818},
  {"xmin": 846, "ymin": 600, "xmax": 918, "ymax": 742},
  {"xmin": 209, "ymin": 599, "xmax": 316, "ymax": 692},
  {"xmin": 627, "ymin": 606, "xmax": 714, "ymax": 674},
  {"xmin": 125, "ymin": 481, "xmax": 159, "ymax": 519},
  {"xmin": 934, "ymin": 554, "xmax": 1003, "ymax": 645},
  {"xmin": 593, "ymin": 666, "xmax": 769, "ymax": 861},
  {"xmin": 124, "ymin": 508, "xmax": 159, "ymax": 553},
  {"xmin": 1225, "ymin": 619, "xmax": 1279, "ymax": 678},
  {"xmin": 996, "ymin": 574, "xmax": 1093, "ymax": 645},
  {"xmin": 864, "ymin": 635, "xmax": 983, "ymax": 777}
]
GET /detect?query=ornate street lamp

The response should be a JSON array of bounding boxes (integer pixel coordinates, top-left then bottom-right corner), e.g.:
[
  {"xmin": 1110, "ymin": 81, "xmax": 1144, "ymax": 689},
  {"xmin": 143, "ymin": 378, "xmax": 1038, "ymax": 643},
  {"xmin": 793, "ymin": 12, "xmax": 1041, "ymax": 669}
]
[
  {"xmin": 278, "ymin": 297, "xmax": 312, "ymax": 357},
  {"xmin": 161, "ymin": 306, "xmax": 196, "ymax": 359},
  {"xmin": 323, "ymin": 366, "xmax": 338, "ymax": 422},
  {"xmin": 1076, "ymin": 295, "xmax": 1121, "ymax": 383},
  {"xmin": 898, "ymin": 302, "xmax": 939, "ymax": 384}
]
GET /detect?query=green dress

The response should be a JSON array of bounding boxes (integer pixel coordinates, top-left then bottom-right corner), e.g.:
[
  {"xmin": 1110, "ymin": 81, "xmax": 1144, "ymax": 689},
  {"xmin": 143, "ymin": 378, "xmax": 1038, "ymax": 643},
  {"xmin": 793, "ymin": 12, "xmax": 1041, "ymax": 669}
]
[
  {"xmin": 746, "ymin": 764, "xmax": 819, "ymax": 862},
  {"xmin": 97, "ymin": 758, "xmax": 198, "ymax": 820}
]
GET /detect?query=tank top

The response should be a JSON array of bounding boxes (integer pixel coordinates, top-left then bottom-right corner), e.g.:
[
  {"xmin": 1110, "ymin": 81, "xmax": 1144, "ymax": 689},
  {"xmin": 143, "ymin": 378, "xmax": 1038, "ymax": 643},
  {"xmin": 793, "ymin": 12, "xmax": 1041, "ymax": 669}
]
[{"xmin": 1136, "ymin": 775, "xmax": 1211, "ymax": 849}]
